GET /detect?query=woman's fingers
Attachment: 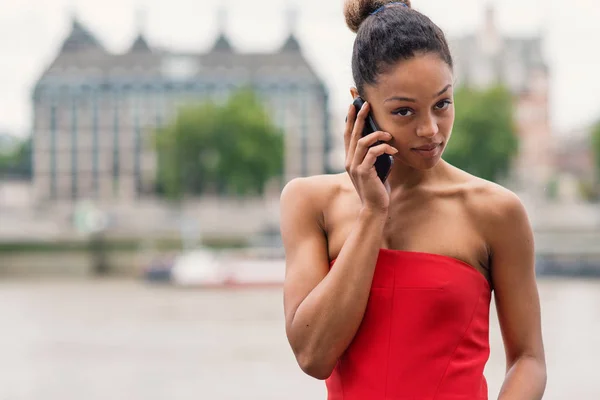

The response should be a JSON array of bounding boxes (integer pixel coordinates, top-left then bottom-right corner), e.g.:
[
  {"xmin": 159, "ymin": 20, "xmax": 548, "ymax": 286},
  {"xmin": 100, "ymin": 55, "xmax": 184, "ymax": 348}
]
[
  {"xmin": 360, "ymin": 143, "xmax": 397, "ymax": 171},
  {"xmin": 345, "ymin": 101, "xmax": 370, "ymax": 172},
  {"xmin": 351, "ymin": 131, "xmax": 393, "ymax": 170}
]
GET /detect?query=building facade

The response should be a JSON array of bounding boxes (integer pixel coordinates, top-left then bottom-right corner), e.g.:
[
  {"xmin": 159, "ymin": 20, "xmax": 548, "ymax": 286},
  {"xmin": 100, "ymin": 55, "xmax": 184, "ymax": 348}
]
[
  {"xmin": 32, "ymin": 16, "xmax": 331, "ymax": 203},
  {"xmin": 450, "ymin": 5, "xmax": 552, "ymax": 194},
  {"xmin": 553, "ymin": 127, "xmax": 595, "ymax": 182}
]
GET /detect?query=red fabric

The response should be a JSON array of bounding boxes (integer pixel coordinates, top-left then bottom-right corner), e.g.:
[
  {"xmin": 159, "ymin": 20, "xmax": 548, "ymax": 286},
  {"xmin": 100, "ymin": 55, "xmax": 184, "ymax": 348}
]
[{"xmin": 326, "ymin": 248, "xmax": 491, "ymax": 400}]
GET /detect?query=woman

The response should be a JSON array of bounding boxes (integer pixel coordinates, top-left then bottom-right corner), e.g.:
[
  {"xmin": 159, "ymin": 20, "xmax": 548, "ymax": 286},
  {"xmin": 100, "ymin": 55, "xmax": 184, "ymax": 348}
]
[{"xmin": 280, "ymin": 0, "xmax": 547, "ymax": 399}]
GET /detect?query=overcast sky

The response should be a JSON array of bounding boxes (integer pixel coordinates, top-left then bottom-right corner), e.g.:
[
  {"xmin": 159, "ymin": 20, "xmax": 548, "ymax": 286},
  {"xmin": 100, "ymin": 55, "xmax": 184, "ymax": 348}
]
[{"xmin": 1, "ymin": 0, "xmax": 599, "ymax": 138}]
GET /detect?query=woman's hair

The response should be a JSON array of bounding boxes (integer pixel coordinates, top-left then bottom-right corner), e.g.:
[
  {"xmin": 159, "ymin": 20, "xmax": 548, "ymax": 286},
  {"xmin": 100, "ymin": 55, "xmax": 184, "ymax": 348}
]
[{"xmin": 343, "ymin": 0, "xmax": 453, "ymax": 95}]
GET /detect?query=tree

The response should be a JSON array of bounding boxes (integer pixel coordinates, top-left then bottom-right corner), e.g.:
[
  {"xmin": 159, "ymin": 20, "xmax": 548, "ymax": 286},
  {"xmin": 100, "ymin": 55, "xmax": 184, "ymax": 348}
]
[
  {"xmin": 443, "ymin": 85, "xmax": 519, "ymax": 183},
  {"xmin": 592, "ymin": 121, "xmax": 600, "ymax": 181},
  {"xmin": 155, "ymin": 88, "xmax": 284, "ymax": 201},
  {"xmin": 0, "ymin": 136, "xmax": 32, "ymax": 178}
]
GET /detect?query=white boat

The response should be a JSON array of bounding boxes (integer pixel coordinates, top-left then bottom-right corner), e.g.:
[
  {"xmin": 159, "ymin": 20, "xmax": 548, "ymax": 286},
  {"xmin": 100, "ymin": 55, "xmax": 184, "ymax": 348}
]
[
  {"xmin": 170, "ymin": 248, "xmax": 225, "ymax": 287},
  {"xmin": 170, "ymin": 246, "xmax": 286, "ymax": 287}
]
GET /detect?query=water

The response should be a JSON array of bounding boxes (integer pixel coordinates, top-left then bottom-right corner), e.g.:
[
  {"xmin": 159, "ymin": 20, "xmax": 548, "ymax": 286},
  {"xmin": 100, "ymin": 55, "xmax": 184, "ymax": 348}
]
[{"xmin": 0, "ymin": 277, "xmax": 598, "ymax": 399}]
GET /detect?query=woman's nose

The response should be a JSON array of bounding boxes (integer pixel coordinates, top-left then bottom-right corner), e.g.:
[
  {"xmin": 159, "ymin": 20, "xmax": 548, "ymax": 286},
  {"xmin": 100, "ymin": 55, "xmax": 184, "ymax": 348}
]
[{"xmin": 416, "ymin": 114, "xmax": 439, "ymax": 138}]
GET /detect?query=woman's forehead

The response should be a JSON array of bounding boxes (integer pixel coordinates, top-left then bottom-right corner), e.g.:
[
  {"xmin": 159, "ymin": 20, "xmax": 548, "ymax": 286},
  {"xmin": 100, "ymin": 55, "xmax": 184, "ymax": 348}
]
[{"xmin": 368, "ymin": 55, "xmax": 454, "ymax": 100}]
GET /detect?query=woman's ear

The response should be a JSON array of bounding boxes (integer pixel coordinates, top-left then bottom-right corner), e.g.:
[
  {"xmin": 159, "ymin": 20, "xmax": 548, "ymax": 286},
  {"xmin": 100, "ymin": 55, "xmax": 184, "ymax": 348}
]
[{"xmin": 350, "ymin": 87, "xmax": 360, "ymax": 100}]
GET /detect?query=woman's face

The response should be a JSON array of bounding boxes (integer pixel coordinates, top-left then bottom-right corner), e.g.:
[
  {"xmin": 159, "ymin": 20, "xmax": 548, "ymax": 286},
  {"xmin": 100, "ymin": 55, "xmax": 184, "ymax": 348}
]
[{"xmin": 355, "ymin": 52, "xmax": 455, "ymax": 171}]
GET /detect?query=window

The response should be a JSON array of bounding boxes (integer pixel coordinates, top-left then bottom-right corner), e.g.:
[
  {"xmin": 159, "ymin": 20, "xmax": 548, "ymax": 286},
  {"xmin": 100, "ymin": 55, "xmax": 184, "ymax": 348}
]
[
  {"xmin": 92, "ymin": 91, "xmax": 100, "ymax": 198},
  {"xmin": 50, "ymin": 104, "xmax": 57, "ymax": 199},
  {"xmin": 71, "ymin": 98, "xmax": 78, "ymax": 200}
]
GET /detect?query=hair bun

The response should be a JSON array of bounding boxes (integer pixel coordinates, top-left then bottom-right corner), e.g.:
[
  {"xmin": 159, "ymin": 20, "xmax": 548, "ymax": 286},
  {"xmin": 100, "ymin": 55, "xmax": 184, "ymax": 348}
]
[{"xmin": 343, "ymin": 0, "xmax": 411, "ymax": 33}]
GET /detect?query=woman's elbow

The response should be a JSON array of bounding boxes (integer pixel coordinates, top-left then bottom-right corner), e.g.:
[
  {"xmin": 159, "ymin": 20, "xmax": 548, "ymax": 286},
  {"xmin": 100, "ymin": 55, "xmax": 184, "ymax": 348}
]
[{"xmin": 296, "ymin": 350, "xmax": 336, "ymax": 380}]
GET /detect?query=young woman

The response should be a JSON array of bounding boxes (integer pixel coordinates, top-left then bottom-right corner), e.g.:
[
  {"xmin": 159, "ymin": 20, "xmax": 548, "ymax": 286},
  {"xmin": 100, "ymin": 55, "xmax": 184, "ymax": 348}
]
[{"xmin": 280, "ymin": 1, "xmax": 546, "ymax": 398}]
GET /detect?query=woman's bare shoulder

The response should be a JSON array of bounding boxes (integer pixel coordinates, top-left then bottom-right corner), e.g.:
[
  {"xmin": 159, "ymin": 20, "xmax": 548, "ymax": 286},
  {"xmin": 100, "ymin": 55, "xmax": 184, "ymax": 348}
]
[
  {"xmin": 279, "ymin": 173, "xmax": 349, "ymax": 270},
  {"xmin": 280, "ymin": 173, "xmax": 349, "ymax": 214},
  {"xmin": 466, "ymin": 178, "xmax": 525, "ymax": 217},
  {"xmin": 460, "ymin": 175, "xmax": 530, "ymax": 239}
]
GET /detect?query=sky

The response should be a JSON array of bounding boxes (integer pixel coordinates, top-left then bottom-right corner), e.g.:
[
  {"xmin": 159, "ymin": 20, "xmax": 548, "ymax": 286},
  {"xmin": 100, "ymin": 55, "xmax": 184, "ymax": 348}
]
[{"xmin": 1, "ymin": 0, "xmax": 599, "ymax": 138}]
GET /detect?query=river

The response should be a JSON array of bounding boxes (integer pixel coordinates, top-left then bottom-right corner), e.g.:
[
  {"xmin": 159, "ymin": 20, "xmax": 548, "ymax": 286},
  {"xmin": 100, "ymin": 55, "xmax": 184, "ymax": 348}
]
[{"xmin": 0, "ymin": 277, "xmax": 597, "ymax": 399}]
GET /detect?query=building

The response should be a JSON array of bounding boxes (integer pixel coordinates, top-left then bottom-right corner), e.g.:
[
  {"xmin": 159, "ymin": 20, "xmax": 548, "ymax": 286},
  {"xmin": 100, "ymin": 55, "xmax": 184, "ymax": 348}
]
[
  {"xmin": 31, "ymin": 12, "xmax": 331, "ymax": 204},
  {"xmin": 450, "ymin": 5, "xmax": 552, "ymax": 194},
  {"xmin": 551, "ymin": 127, "xmax": 596, "ymax": 202}
]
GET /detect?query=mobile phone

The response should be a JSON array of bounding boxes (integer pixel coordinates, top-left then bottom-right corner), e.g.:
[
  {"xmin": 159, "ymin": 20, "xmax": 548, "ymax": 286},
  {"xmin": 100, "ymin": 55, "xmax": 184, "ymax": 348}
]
[{"xmin": 352, "ymin": 96, "xmax": 393, "ymax": 183}]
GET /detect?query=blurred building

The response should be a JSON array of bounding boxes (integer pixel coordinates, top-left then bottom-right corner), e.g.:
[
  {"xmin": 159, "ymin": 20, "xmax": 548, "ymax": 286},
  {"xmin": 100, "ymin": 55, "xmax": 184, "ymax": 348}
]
[
  {"xmin": 31, "ymin": 11, "xmax": 330, "ymax": 204},
  {"xmin": 553, "ymin": 127, "xmax": 595, "ymax": 186},
  {"xmin": 450, "ymin": 5, "xmax": 552, "ymax": 194}
]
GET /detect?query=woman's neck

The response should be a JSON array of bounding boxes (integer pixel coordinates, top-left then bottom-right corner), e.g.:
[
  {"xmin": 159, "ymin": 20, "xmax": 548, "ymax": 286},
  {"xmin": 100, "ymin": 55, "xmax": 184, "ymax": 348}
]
[{"xmin": 386, "ymin": 160, "xmax": 448, "ymax": 192}]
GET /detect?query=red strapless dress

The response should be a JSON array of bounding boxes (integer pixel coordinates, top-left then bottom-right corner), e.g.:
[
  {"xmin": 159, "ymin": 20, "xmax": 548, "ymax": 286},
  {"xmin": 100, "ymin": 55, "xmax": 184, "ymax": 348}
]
[{"xmin": 326, "ymin": 248, "xmax": 491, "ymax": 400}]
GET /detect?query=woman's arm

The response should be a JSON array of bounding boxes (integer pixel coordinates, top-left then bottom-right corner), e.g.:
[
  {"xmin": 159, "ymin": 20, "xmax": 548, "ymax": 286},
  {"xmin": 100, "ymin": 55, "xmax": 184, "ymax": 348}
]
[
  {"xmin": 280, "ymin": 177, "xmax": 386, "ymax": 380},
  {"xmin": 486, "ymin": 190, "xmax": 547, "ymax": 399}
]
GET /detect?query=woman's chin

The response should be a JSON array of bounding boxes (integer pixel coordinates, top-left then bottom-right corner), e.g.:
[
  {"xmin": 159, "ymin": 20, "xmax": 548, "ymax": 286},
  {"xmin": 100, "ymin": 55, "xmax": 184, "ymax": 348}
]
[
  {"xmin": 389, "ymin": 154, "xmax": 442, "ymax": 173},
  {"xmin": 407, "ymin": 155, "xmax": 443, "ymax": 171}
]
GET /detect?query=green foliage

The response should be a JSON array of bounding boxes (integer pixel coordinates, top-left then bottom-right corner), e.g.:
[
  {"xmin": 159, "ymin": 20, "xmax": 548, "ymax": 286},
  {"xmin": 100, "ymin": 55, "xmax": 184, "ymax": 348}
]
[
  {"xmin": 0, "ymin": 137, "xmax": 31, "ymax": 177},
  {"xmin": 579, "ymin": 179, "xmax": 600, "ymax": 202},
  {"xmin": 592, "ymin": 121, "xmax": 600, "ymax": 181},
  {"xmin": 0, "ymin": 236, "xmax": 247, "ymax": 254},
  {"xmin": 444, "ymin": 85, "xmax": 519, "ymax": 182},
  {"xmin": 545, "ymin": 175, "xmax": 560, "ymax": 201},
  {"xmin": 154, "ymin": 88, "xmax": 284, "ymax": 200}
]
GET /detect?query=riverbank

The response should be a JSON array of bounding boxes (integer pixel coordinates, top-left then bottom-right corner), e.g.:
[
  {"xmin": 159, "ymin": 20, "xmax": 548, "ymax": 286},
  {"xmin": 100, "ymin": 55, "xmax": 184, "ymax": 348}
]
[{"xmin": 1, "ymin": 232, "xmax": 600, "ymax": 280}]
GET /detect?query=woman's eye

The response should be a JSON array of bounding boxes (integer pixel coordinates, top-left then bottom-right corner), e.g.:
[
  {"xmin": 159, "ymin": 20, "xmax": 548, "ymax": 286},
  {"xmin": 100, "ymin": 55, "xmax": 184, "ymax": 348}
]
[
  {"xmin": 435, "ymin": 100, "xmax": 452, "ymax": 110},
  {"xmin": 394, "ymin": 108, "xmax": 414, "ymax": 117}
]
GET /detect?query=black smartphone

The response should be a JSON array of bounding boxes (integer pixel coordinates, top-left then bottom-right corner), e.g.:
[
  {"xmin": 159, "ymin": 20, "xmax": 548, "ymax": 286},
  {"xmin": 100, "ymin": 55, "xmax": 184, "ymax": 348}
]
[{"xmin": 352, "ymin": 96, "xmax": 393, "ymax": 183}]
